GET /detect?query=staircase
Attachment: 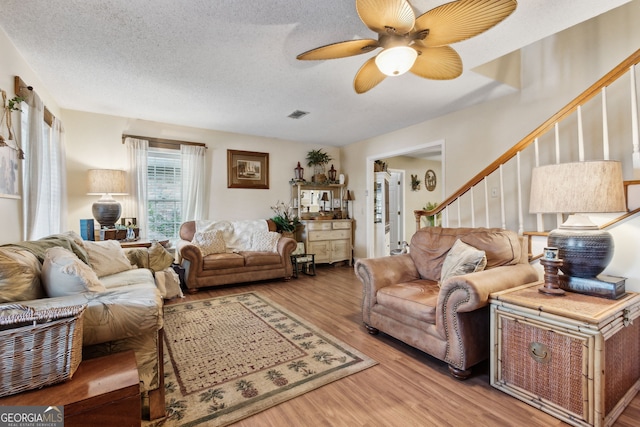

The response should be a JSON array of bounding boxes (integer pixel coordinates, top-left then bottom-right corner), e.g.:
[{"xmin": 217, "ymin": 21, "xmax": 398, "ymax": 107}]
[{"xmin": 414, "ymin": 48, "xmax": 640, "ymax": 291}]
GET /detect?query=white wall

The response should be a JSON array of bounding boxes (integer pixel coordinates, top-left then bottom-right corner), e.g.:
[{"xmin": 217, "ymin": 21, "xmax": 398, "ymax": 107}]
[{"xmin": 63, "ymin": 110, "xmax": 340, "ymax": 237}]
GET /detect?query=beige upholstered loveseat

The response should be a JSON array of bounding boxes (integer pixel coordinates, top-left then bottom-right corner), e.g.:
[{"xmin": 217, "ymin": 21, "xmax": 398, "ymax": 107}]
[
  {"xmin": 355, "ymin": 227, "xmax": 539, "ymax": 379},
  {"xmin": 177, "ymin": 219, "xmax": 297, "ymax": 292},
  {"xmin": 0, "ymin": 233, "xmax": 167, "ymax": 419}
]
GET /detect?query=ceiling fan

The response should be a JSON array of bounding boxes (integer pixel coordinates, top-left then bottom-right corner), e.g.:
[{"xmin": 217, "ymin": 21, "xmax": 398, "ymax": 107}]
[{"xmin": 297, "ymin": 0, "xmax": 517, "ymax": 94}]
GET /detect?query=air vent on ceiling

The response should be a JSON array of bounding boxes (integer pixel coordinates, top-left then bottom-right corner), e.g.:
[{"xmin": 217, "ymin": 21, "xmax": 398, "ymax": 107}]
[{"xmin": 287, "ymin": 110, "xmax": 309, "ymax": 119}]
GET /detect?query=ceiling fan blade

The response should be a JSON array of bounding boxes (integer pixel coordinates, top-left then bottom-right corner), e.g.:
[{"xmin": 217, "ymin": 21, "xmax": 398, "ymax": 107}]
[
  {"xmin": 414, "ymin": 0, "xmax": 517, "ymax": 47},
  {"xmin": 297, "ymin": 39, "xmax": 380, "ymax": 60},
  {"xmin": 354, "ymin": 57, "xmax": 387, "ymax": 94},
  {"xmin": 410, "ymin": 45, "xmax": 462, "ymax": 80},
  {"xmin": 356, "ymin": 0, "xmax": 415, "ymax": 35}
]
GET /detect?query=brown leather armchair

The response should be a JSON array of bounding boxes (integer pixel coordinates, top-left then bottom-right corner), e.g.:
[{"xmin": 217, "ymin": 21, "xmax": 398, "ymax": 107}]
[{"xmin": 355, "ymin": 227, "xmax": 539, "ymax": 379}]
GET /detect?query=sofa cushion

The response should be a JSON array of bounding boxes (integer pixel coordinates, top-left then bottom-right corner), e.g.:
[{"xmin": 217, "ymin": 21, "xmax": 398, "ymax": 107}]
[
  {"xmin": 42, "ymin": 247, "xmax": 106, "ymax": 297},
  {"xmin": 83, "ymin": 240, "xmax": 133, "ymax": 277},
  {"xmin": 0, "ymin": 247, "xmax": 44, "ymax": 303},
  {"xmin": 202, "ymin": 253, "xmax": 245, "ymax": 270},
  {"xmin": 242, "ymin": 251, "xmax": 282, "ymax": 267},
  {"xmin": 376, "ymin": 280, "xmax": 439, "ymax": 324},
  {"xmin": 439, "ymin": 239, "xmax": 487, "ymax": 285},
  {"xmin": 410, "ymin": 227, "xmax": 521, "ymax": 281},
  {"xmin": 193, "ymin": 229, "xmax": 227, "ymax": 256}
]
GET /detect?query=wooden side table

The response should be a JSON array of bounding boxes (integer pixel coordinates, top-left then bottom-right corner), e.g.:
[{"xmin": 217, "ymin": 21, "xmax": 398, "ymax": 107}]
[
  {"xmin": 119, "ymin": 239, "xmax": 169, "ymax": 248},
  {"xmin": 0, "ymin": 350, "xmax": 141, "ymax": 427},
  {"xmin": 490, "ymin": 282, "xmax": 640, "ymax": 427},
  {"xmin": 291, "ymin": 253, "xmax": 316, "ymax": 278}
]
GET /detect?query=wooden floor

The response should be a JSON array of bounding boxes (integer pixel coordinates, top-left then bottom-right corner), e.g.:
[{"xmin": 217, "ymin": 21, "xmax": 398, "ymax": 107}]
[{"xmin": 167, "ymin": 264, "xmax": 640, "ymax": 427}]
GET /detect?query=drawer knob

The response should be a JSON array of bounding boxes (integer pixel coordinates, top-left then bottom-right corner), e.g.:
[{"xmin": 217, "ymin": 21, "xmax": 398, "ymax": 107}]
[{"xmin": 528, "ymin": 342, "xmax": 551, "ymax": 363}]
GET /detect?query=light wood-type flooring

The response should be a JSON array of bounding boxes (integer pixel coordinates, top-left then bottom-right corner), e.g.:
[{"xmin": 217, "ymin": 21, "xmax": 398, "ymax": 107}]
[{"xmin": 166, "ymin": 264, "xmax": 640, "ymax": 427}]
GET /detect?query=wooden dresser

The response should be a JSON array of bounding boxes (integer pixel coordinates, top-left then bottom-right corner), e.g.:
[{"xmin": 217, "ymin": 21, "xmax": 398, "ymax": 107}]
[
  {"xmin": 490, "ymin": 282, "xmax": 640, "ymax": 427},
  {"xmin": 300, "ymin": 219, "xmax": 353, "ymax": 265}
]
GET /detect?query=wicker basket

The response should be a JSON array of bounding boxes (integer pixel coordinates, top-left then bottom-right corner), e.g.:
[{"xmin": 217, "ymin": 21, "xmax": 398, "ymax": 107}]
[{"xmin": 0, "ymin": 303, "xmax": 86, "ymax": 397}]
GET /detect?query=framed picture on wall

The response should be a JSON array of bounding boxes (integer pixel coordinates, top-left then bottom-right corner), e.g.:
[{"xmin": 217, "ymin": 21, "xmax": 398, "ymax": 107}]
[
  {"xmin": 425, "ymin": 169, "xmax": 437, "ymax": 192},
  {"xmin": 0, "ymin": 146, "xmax": 20, "ymax": 199},
  {"xmin": 227, "ymin": 149, "xmax": 269, "ymax": 189}
]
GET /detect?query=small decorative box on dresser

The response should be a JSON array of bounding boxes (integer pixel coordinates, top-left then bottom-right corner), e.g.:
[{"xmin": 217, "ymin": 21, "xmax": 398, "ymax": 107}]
[
  {"xmin": 300, "ymin": 219, "xmax": 353, "ymax": 265},
  {"xmin": 490, "ymin": 282, "xmax": 640, "ymax": 427}
]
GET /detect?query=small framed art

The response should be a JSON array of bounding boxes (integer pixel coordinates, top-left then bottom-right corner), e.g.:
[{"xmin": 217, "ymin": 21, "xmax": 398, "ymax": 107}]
[{"xmin": 227, "ymin": 149, "xmax": 269, "ymax": 189}]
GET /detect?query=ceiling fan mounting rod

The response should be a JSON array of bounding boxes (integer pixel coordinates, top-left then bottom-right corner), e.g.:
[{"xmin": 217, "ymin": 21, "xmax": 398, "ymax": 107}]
[{"xmin": 378, "ymin": 33, "xmax": 413, "ymax": 50}]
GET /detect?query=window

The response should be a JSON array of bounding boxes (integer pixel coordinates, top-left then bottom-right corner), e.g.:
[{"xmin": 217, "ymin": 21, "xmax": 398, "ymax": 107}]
[{"xmin": 147, "ymin": 147, "xmax": 181, "ymax": 240}]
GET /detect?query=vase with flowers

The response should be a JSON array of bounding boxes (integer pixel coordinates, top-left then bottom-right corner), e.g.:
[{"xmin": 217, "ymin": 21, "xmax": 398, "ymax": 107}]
[{"xmin": 270, "ymin": 200, "xmax": 300, "ymax": 239}]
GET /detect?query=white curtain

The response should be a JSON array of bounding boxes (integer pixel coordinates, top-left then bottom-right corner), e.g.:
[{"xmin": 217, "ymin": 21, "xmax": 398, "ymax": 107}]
[
  {"xmin": 124, "ymin": 137, "xmax": 149, "ymax": 239},
  {"xmin": 181, "ymin": 144, "xmax": 207, "ymax": 221},
  {"xmin": 22, "ymin": 95, "xmax": 67, "ymax": 240}
]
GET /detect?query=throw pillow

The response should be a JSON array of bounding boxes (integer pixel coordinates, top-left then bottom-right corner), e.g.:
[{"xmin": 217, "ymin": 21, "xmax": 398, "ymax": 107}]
[
  {"xmin": 125, "ymin": 247, "xmax": 150, "ymax": 269},
  {"xmin": 154, "ymin": 267, "xmax": 184, "ymax": 300},
  {"xmin": 41, "ymin": 247, "xmax": 106, "ymax": 297},
  {"xmin": 83, "ymin": 240, "xmax": 133, "ymax": 277},
  {"xmin": 192, "ymin": 229, "xmax": 226, "ymax": 256},
  {"xmin": 148, "ymin": 242, "xmax": 175, "ymax": 272},
  {"xmin": 0, "ymin": 247, "xmax": 45, "ymax": 303},
  {"xmin": 251, "ymin": 230, "xmax": 281, "ymax": 252},
  {"xmin": 440, "ymin": 239, "xmax": 487, "ymax": 285}
]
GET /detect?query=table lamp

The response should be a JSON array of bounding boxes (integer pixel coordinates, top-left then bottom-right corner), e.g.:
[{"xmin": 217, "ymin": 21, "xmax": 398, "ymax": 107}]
[
  {"xmin": 343, "ymin": 190, "xmax": 354, "ymax": 219},
  {"xmin": 87, "ymin": 169, "xmax": 128, "ymax": 228},
  {"xmin": 529, "ymin": 161, "xmax": 626, "ymax": 281},
  {"xmin": 320, "ymin": 192, "xmax": 329, "ymax": 212}
]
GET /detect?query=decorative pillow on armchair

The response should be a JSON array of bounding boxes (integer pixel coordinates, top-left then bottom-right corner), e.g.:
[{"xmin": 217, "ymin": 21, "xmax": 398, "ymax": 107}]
[
  {"xmin": 439, "ymin": 239, "xmax": 487, "ymax": 285},
  {"xmin": 42, "ymin": 247, "xmax": 106, "ymax": 297},
  {"xmin": 192, "ymin": 229, "xmax": 226, "ymax": 256}
]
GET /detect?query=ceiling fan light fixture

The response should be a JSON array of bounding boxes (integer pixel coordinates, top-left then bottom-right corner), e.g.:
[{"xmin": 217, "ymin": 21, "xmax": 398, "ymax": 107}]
[{"xmin": 375, "ymin": 46, "xmax": 417, "ymax": 76}]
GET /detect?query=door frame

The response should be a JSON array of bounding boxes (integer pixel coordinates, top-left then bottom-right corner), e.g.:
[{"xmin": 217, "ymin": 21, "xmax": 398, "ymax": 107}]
[{"xmin": 365, "ymin": 140, "xmax": 445, "ymax": 258}]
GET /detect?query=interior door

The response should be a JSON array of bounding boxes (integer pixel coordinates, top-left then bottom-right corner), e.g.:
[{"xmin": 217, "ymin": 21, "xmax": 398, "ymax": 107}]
[{"xmin": 388, "ymin": 170, "xmax": 403, "ymax": 251}]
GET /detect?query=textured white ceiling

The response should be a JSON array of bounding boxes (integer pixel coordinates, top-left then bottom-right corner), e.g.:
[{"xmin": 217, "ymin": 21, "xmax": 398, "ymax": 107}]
[{"xmin": 0, "ymin": 0, "xmax": 632, "ymax": 146}]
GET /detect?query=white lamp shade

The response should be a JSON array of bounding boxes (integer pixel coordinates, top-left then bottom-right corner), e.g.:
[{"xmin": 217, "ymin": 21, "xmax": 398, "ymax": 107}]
[
  {"xmin": 87, "ymin": 169, "xmax": 128, "ymax": 195},
  {"xmin": 375, "ymin": 46, "xmax": 418, "ymax": 76},
  {"xmin": 529, "ymin": 161, "xmax": 626, "ymax": 214}
]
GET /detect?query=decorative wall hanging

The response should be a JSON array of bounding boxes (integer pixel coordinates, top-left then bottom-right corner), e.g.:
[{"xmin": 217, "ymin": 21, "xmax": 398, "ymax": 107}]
[
  {"xmin": 227, "ymin": 149, "xmax": 269, "ymax": 189},
  {"xmin": 425, "ymin": 169, "xmax": 437, "ymax": 192},
  {"xmin": 0, "ymin": 89, "xmax": 23, "ymax": 199}
]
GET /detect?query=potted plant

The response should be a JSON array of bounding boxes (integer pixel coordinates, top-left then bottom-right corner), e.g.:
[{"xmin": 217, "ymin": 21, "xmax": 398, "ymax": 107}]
[
  {"xmin": 423, "ymin": 202, "xmax": 441, "ymax": 227},
  {"xmin": 305, "ymin": 149, "xmax": 332, "ymax": 183},
  {"xmin": 411, "ymin": 174, "xmax": 421, "ymax": 191},
  {"xmin": 270, "ymin": 200, "xmax": 300, "ymax": 238}
]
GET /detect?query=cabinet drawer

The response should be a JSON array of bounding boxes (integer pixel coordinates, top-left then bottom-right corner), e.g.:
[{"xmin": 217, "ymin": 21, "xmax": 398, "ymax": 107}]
[
  {"xmin": 332, "ymin": 221, "xmax": 351, "ymax": 230},
  {"xmin": 306, "ymin": 221, "xmax": 332, "ymax": 231},
  {"xmin": 309, "ymin": 230, "xmax": 350, "ymax": 241}
]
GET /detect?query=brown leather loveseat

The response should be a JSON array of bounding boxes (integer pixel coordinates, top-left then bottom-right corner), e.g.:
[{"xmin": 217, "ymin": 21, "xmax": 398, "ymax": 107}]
[
  {"xmin": 355, "ymin": 227, "xmax": 539, "ymax": 379},
  {"xmin": 177, "ymin": 219, "xmax": 296, "ymax": 293}
]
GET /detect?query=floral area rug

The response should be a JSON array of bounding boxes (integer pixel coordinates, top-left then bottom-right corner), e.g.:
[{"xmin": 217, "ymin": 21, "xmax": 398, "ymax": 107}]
[{"xmin": 145, "ymin": 292, "xmax": 377, "ymax": 427}]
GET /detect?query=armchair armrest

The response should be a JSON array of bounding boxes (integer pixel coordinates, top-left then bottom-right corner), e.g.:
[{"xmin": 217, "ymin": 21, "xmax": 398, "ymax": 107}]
[
  {"xmin": 355, "ymin": 254, "xmax": 420, "ymax": 324},
  {"xmin": 435, "ymin": 264, "xmax": 539, "ymax": 369},
  {"xmin": 436, "ymin": 264, "xmax": 540, "ymax": 315}
]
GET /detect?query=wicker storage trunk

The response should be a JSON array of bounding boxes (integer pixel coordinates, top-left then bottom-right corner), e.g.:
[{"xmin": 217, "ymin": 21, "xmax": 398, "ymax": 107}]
[
  {"xmin": 490, "ymin": 283, "xmax": 640, "ymax": 427},
  {"xmin": 0, "ymin": 304, "xmax": 86, "ymax": 397}
]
